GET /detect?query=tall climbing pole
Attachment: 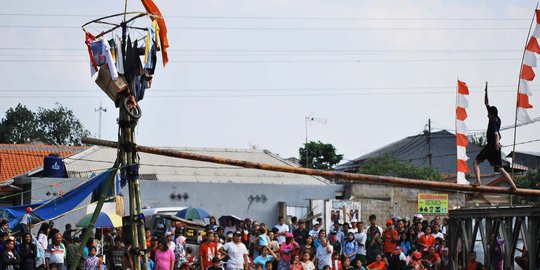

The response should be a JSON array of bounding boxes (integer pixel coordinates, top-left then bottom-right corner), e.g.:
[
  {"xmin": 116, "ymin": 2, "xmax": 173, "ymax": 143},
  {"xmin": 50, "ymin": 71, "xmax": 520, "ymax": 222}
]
[{"xmin": 73, "ymin": 1, "xmax": 169, "ymax": 269}]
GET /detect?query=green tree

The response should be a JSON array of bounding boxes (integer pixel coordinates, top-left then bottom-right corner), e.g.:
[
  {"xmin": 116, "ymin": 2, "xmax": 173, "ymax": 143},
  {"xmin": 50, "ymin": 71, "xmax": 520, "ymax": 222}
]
[
  {"xmin": 468, "ymin": 134, "xmax": 487, "ymax": 147},
  {"xmin": 299, "ymin": 141, "xmax": 343, "ymax": 170},
  {"xmin": 0, "ymin": 103, "xmax": 90, "ymax": 146},
  {"xmin": 0, "ymin": 104, "xmax": 39, "ymax": 144},
  {"xmin": 358, "ymin": 154, "xmax": 442, "ymax": 181},
  {"xmin": 513, "ymin": 169, "xmax": 540, "ymax": 203}
]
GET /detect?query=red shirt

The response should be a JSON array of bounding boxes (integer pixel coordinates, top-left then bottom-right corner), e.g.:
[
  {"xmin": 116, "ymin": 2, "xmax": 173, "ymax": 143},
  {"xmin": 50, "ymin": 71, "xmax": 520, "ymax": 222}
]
[
  {"xmin": 382, "ymin": 229, "xmax": 398, "ymax": 253},
  {"xmin": 366, "ymin": 261, "xmax": 386, "ymax": 270},
  {"xmin": 418, "ymin": 234, "xmax": 435, "ymax": 250},
  {"xmin": 332, "ymin": 259, "xmax": 342, "ymax": 270},
  {"xmin": 199, "ymin": 241, "xmax": 218, "ymax": 269}
]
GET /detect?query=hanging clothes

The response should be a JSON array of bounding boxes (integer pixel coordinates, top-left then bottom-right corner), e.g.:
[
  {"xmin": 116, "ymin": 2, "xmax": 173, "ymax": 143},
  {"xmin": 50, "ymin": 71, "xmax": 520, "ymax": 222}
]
[
  {"xmin": 115, "ymin": 36, "xmax": 125, "ymax": 74},
  {"xmin": 144, "ymin": 26, "xmax": 157, "ymax": 71},
  {"xmin": 141, "ymin": 0, "xmax": 169, "ymax": 66},
  {"xmin": 89, "ymin": 39, "xmax": 118, "ymax": 80},
  {"xmin": 85, "ymin": 32, "xmax": 98, "ymax": 77},
  {"xmin": 102, "ymin": 39, "xmax": 119, "ymax": 81}
]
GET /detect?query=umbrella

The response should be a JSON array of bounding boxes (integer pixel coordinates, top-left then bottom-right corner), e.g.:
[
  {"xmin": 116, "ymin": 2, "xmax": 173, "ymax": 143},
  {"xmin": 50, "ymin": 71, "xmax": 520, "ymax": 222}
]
[
  {"xmin": 218, "ymin": 215, "xmax": 242, "ymax": 227},
  {"xmin": 175, "ymin": 207, "xmax": 210, "ymax": 220},
  {"xmin": 76, "ymin": 212, "xmax": 123, "ymax": 228}
]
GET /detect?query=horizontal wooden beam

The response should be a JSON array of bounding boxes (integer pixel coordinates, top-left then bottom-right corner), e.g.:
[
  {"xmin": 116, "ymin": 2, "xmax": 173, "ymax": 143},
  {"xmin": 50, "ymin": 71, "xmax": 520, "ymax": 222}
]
[{"xmin": 82, "ymin": 137, "xmax": 540, "ymax": 197}]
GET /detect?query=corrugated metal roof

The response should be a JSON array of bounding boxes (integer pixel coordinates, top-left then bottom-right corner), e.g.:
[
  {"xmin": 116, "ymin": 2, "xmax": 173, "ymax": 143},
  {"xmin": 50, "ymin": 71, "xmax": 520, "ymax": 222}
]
[
  {"xmin": 31, "ymin": 146, "xmax": 333, "ymax": 185},
  {"xmin": 335, "ymin": 130, "xmax": 507, "ymax": 175}
]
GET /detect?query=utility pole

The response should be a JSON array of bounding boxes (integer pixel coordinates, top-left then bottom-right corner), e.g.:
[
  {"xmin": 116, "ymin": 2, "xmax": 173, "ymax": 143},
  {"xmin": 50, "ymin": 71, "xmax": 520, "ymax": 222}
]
[
  {"xmin": 427, "ymin": 118, "xmax": 432, "ymax": 168},
  {"xmin": 95, "ymin": 102, "xmax": 107, "ymax": 139}
]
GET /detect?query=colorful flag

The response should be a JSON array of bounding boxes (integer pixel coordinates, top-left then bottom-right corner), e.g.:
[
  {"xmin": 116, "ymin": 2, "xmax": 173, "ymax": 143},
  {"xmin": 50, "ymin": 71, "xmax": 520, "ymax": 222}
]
[
  {"xmin": 456, "ymin": 80, "xmax": 470, "ymax": 184},
  {"xmin": 517, "ymin": 11, "xmax": 539, "ymax": 124}
]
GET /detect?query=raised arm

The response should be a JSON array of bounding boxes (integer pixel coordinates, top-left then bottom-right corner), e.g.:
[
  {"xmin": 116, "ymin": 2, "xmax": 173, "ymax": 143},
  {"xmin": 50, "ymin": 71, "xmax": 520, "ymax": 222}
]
[{"xmin": 484, "ymin": 81, "xmax": 490, "ymax": 109}]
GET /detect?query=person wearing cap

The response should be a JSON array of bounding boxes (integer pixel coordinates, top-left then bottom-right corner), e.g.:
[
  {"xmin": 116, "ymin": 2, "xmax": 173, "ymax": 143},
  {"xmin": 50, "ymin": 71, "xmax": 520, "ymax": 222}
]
[
  {"xmin": 278, "ymin": 232, "xmax": 299, "ymax": 270},
  {"xmin": 473, "ymin": 82, "xmax": 517, "ymax": 190},
  {"xmin": 165, "ymin": 231, "xmax": 176, "ymax": 251},
  {"xmin": 407, "ymin": 252, "xmax": 425, "ymax": 270},
  {"xmin": 106, "ymin": 236, "xmax": 132, "ymax": 270},
  {"xmin": 382, "ymin": 219, "xmax": 398, "ymax": 258},
  {"xmin": 219, "ymin": 232, "xmax": 249, "ymax": 270},
  {"xmin": 308, "ymin": 223, "xmax": 321, "ymax": 239},
  {"xmin": 19, "ymin": 207, "xmax": 33, "ymax": 234}
]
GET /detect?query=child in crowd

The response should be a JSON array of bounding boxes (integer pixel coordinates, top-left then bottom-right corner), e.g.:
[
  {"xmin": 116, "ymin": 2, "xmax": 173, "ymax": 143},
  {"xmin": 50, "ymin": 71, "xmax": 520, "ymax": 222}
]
[
  {"xmin": 207, "ymin": 257, "xmax": 225, "ymax": 270},
  {"xmin": 290, "ymin": 254, "xmax": 302, "ymax": 270},
  {"xmin": 82, "ymin": 246, "xmax": 102, "ymax": 270},
  {"xmin": 354, "ymin": 259, "xmax": 365, "ymax": 270},
  {"xmin": 300, "ymin": 252, "xmax": 315, "ymax": 270},
  {"xmin": 331, "ymin": 252, "xmax": 342, "ymax": 270},
  {"xmin": 342, "ymin": 258, "xmax": 354, "ymax": 270}
]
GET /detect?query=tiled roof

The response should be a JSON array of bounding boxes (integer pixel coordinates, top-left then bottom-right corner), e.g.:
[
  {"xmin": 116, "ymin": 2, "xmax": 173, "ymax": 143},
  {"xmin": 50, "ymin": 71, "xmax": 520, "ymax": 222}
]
[{"xmin": 0, "ymin": 144, "xmax": 87, "ymax": 182}]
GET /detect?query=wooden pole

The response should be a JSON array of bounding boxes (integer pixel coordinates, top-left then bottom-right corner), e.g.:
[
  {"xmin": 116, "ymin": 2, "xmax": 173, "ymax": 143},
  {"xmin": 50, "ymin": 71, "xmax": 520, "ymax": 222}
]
[{"xmin": 81, "ymin": 137, "xmax": 540, "ymax": 197}]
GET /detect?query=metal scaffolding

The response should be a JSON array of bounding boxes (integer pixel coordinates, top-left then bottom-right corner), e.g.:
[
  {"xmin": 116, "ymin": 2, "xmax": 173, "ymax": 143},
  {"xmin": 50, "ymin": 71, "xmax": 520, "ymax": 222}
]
[{"xmin": 447, "ymin": 205, "xmax": 540, "ymax": 270}]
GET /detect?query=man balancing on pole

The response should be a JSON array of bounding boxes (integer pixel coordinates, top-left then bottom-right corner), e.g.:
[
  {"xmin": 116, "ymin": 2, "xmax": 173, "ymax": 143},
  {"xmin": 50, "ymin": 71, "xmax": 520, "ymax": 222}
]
[{"xmin": 472, "ymin": 82, "xmax": 517, "ymax": 191}]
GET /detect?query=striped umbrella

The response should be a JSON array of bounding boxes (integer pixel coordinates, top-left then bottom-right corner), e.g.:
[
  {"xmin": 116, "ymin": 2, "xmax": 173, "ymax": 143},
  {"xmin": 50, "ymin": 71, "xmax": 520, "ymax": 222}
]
[{"xmin": 76, "ymin": 211, "xmax": 123, "ymax": 228}]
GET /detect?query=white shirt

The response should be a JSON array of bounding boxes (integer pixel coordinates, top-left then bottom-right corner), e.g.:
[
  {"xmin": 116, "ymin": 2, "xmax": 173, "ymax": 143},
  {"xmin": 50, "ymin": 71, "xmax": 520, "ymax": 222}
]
[
  {"xmin": 432, "ymin": 232, "xmax": 444, "ymax": 240},
  {"xmin": 168, "ymin": 241, "xmax": 176, "ymax": 251},
  {"xmin": 274, "ymin": 223, "xmax": 289, "ymax": 244},
  {"xmin": 354, "ymin": 232, "xmax": 367, "ymax": 255},
  {"xmin": 315, "ymin": 244, "xmax": 333, "ymax": 269},
  {"xmin": 223, "ymin": 242, "xmax": 248, "ymax": 269}
]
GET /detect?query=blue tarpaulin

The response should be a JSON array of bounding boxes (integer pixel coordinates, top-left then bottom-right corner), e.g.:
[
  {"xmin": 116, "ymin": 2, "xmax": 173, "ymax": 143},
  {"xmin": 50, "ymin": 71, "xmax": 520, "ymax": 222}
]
[{"xmin": 0, "ymin": 170, "xmax": 113, "ymax": 229}]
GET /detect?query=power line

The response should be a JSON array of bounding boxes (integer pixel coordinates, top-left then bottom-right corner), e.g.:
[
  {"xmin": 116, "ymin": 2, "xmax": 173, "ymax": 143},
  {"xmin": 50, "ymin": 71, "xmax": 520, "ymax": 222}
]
[
  {"xmin": 0, "ymin": 48, "xmax": 524, "ymax": 53},
  {"xmin": 0, "ymin": 13, "xmax": 530, "ymax": 21},
  {"xmin": 0, "ymin": 25, "xmax": 530, "ymax": 31},
  {"xmin": 0, "ymin": 58, "xmax": 521, "ymax": 63}
]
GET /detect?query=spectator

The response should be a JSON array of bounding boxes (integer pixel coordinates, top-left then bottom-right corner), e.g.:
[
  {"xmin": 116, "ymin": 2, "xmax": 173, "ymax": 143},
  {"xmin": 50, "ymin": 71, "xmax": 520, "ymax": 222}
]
[
  {"xmin": 487, "ymin": 233, "xmax": 503, "ymax": 270},
  {"xmin": 314, "ymin": 238, "xmax": 333, "ymax": 270},
  {"xmin": 313, "ymin": 231, "xmax": 326, "ymax": 249},
  {"xmin": 418, "ymin": 227, "xmax": 435, "ymax": 253},
  {"xmin": 365, "ymin": 231, "xmax": 382, "ymax": 265},
  {"xmin": 82, "ymin": 246, "xmax": 101, "ymax": 270},
  {"xmin": 327, "ymin": 232, "xmax": 341, "ymax": 256},
  {"xmin": 45, "ymin": 233, "xmax": 65, "ymax": 270},
  {"xmin": 353, "ymin": 222, "xmax": 367, "ymax": 267},
  {"xmin": 274, "ymin": 217, "xmax": 289, "ymax": 245},
  {"xmin": 292, "ymin": 221, "xmax": 309, "ymax": 246},
  {"xmin": 300, "ymin": 252, "xmax": 315, "ymax": 270},
  {"xmin": 19, "ymin": 207, "xmax": 33, "ymax": 235},
  {"xmin": 219, "ymin": 232, "xmax": 249, "ymax": 270},
  {"xmin": 308, "ymin": 223, "xmax": 321, "ymax": 239},
  {"xmin": 386, "ymin": 247, "xmax": 406, "ymax": 270},
  {"xmin": 206, "ymin": 257, "xmax": 224, "ymax": 270},
  {"xmin": 106, "ymin": 237, "xmax": 132, "ymax": 270},
  {"xmin": 353, "ymin": 259, "xmax": 365, "ymax": 270},
  {"xmin": 342, "ymin": 232, "xmax": 357, "ymax": 262},
  {"xmin": 18, "ymin": 232, "xmax": 37, "ymax": 270},
  {"xmin": 208, "ymin": 217, "xmax": 218, "ymax": 232},
  {"xmin": 253, "ymin": 246, "xmax": 277, "ymax": 270},
  {"xmin": 1, "ymin": 239, "xmax": 20, "ymax": 270},
  {"xmin": 382, "ymin": 220, "xmax": 398, "ymax": 258},
  {"xmin": 224, "ymin": 220, "xmax": 237, "ymax": 236},
  {"xmin": 397, "ymin": 233, "xmax": 411, "ymax": 256},
  {"xmin": 290, "ymin": 254, "xmax": 302, "ymax": 270},
  {"xmin": 331, "ymin": 252, "xmax": 342, "ymax": 270},
  {"xmin": 155, "ymin": 239, "xmax": 175, "ymax": 270},
  {"xmin": 289, "ymin": 217, "xmax": 299, "ymax": 233},
  {"xmin": 466, "ymin": 251, "xmax": 483, "ymax": 270},
  {"xmin": 278, "ymin": 233, "xmax": 299, "ymax": 270},
  {"xmin": 165, "ymin": 232, "xmax": 176, "ymax": 251},
  {"xmin": 365, "ymin": 254, "xmax": 386, "ymax": 270},
  {"xmin": 424, "ymin": 246, "xmax": 441, "ymax": 270},
  {"xmin": 342, "ymin": 257, "xmax": 354, "ymax": 270},
  {"xmin": 200, "ymin": 231, "xmax": 218, "ymax": 270},
  {"xmin": 300, "ymin": 236, "xmax": 315, "ymax": 261}
]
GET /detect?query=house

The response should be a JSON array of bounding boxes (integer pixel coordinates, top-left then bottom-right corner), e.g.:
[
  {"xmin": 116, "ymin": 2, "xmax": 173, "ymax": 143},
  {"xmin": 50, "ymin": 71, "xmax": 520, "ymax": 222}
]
[
  {"xmin": 507, "ymin": 151, "xmax": 540, "ymax": 170},
  {"xmin": 0, "ymin": 144, "xmax": 86, "ymax": 205},
  {"xmin": 335, "ymin": 130, "xmax": 520, "ymax": 181},
  {"xmin": 14, "ymin": 145, "xmax": 342, "ymax": 227}
]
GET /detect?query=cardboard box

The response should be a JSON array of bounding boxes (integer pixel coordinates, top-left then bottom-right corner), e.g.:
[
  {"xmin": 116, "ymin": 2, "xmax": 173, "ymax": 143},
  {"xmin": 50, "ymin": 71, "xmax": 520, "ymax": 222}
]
[{"xmin": 95, "ymin": 65, "xmax": 128, "ymax": 101}]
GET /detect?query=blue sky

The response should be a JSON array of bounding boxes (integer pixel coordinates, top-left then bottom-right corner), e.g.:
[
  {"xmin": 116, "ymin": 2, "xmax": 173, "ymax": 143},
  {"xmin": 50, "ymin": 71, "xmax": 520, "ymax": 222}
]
[{"xmin": 1, "ymin": 0, "xmax": 539, "ymax": 163}]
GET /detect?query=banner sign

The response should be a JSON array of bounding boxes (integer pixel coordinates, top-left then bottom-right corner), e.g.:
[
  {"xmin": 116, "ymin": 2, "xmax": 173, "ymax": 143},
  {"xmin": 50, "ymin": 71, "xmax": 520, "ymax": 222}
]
[{"xmin": 417, "ymin": 194, "xmax": 448, "ymax": 215}]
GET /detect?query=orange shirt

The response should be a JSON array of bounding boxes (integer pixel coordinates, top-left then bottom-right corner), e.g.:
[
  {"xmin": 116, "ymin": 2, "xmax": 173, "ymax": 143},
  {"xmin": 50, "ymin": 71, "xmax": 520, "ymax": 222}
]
[
  {"xmin": 366, "ymin": 261, "xmax": 386, "ymax": 270},
  {"xmin": 382, "ymin": 229, "xmax": 398, "ymax": 253}
]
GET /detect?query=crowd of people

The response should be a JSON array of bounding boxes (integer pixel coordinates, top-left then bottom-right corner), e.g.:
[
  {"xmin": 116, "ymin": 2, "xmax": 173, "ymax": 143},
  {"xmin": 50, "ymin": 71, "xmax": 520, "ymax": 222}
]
[{"xmin": 0, "ymin": 212, "xmax": 515, "ymax": 270}]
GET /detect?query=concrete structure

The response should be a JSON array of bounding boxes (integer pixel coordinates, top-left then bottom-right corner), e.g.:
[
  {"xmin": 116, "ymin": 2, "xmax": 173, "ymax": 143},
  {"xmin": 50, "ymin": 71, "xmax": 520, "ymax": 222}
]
[
  {"xmin": 17, "ymin": 145, "xmax": 341, "ymax": 228},
  {"xmin": 508, "ymin": 151, "xmax": 540, "ymax": 170}
]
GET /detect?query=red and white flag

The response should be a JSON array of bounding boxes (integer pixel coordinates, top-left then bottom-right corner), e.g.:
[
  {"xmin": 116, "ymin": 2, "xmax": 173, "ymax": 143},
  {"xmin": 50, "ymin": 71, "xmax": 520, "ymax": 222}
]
[
  {"xmin": 456, "ymin": 80, "xmax": 470, "ymax": 184},
  {"xmin": 517, "ymin": 10, "xmax": 540, "ymax": 123}
]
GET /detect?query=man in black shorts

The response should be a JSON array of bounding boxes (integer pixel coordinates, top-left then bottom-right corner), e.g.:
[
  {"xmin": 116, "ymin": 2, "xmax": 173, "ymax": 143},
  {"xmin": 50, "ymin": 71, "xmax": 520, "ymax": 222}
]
[{"xmin": 472, "ymin": 82, "xmax": 517, "ymax": 190}]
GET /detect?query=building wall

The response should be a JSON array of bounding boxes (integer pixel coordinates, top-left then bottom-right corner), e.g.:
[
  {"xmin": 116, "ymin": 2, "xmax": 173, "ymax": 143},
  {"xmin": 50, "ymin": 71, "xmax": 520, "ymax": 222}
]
[
  {"xmin": 28, "ymin": 177, "xmax": 342, "ymax": 230},
  {"xmin": 344, "ymin": 183, "xmax": 467, "ymax": 222}
]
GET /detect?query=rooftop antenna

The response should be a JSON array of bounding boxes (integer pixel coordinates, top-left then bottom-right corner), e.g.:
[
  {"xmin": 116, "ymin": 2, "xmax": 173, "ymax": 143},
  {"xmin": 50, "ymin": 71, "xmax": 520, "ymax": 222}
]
[
  {"xmin": 305, "ymin": 115, "xmax": 327, "ymax": 167},
  {"xmin": 95, "ymin": 101, "xmax": 107, "ymax": 139}
]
